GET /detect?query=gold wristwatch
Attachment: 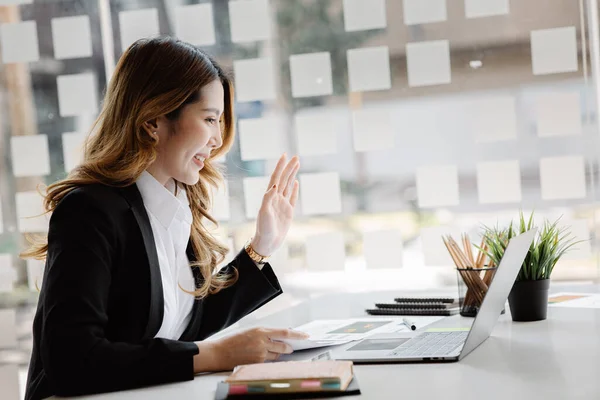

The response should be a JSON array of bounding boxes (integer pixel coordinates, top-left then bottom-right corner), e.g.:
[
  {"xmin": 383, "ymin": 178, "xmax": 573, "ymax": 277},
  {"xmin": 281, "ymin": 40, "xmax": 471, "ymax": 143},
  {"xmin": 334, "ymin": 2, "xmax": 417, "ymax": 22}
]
[{"xmin": 245, "ymin": 239, "xmax": 269, "ymax": 265}]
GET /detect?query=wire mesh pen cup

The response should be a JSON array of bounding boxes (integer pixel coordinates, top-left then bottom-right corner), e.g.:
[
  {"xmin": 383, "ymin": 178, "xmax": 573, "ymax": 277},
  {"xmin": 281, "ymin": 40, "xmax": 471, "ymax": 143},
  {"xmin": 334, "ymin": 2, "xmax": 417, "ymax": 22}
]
[{"xmin": 456, "ymin": 266, "xmax": 499, "ymax": 317}]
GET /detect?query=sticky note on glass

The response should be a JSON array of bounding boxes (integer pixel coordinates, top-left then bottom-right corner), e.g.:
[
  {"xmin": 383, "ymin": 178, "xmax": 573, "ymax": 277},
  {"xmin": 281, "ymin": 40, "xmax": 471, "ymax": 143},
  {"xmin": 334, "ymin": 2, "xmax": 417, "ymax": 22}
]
[
  {"xmin": 300, "ymin": 172, "xmax": 342, "ymax": 215},
  {"xmin": 343, "ymin": 0, "xmax": 387, "ymax": 32},
  {"xmin": 27, "ymin": 258, "xmax": 45, "ymax": 292},
  {"xmin": 62, "ymin": 132, "xmax": 86, "ymax": 172},
  {"xmin": 531, "ymin": 26, "xmax": 578, "ymax": 75},
  {"xmin": 406, "ymin": 40, "xmax": 451, "ymax": 87},
  {"xmin": 234, "ymin": 57, "xmax": 276, "ymax": 102},
  {"xmin": 119, "ymin": 8, "xmax": 159, "ymax": 51},
  {"xmin": 174, "ymin": 3, "xmax": 216, "ymax": 46},
  {"xmin": 0, "ymin": 308, "xmax": 17, "ymax": 347},
  {"xmin": 347, "ymin": 46, "xmax": 391, "ymax": 92},
  {"xmin": 352, "ymin": 108, "xmax": 394, "ymax": 152},
  {"xmin": 294, "ymin": 109, "xmax": 337, "ymax": 156},
  {"xmin": 540, "ymin": 156, "xmax": 586, "ymax": 200},
  {"xmin": 0, "ymin": 20, "xmax": 39, "ymax": 64},
  {"xmin": 0, "ymin": 254, "xmax": 15, "ymax": 293},
  {"xmin": 465, "ymin": 0, "xmax": 509, "ymax": 18},
  {"xmin": 243, "ymin": 176, "xmax": 271, "ymax": 219},
  {"xmin": 16, "ymin": 191, "xmax": 49, "ymax": 233},
  {"xmin": 416, "ymin": 165, "xmax": 459, "ymax": 208},
  {"xmin": 363, "ymin": 229, "xmax": 403, "ymax": 269},
  {"xmin": 52, "ymin": 15, "xmax": 92, "ymax": 60},
  {"xmin": 470, "ymin": 95, "xmax": 517, "ymax": 143},
  {"xmin": 306, "ymin": 232, "xmax": 346, "ymax": 271},
  {"xmin": 11, "ymin": 135, "xmax": 51, "ymax": 177},
  {"xmin": 239, "ymin": 117, "xmax": 286, "ymax": 161},
  {"xmin": 211, "ymin": 180, "xmax": 231, "ymax": 221},
  {"xmin": 421, "ymin": 226, "xmax": 461, "ymax": 266},
  {"xmin": 535, "ymin": 92, "xmax": 581, "ymax": 137},
  {"xmin": 403, "ymin": 0, "xmax": 447, "ymax": 25},
  {"xmin": 57, "ymin": 73, "xmax": 98, "ymax": 117},
  {"xmin": 290, "ymin": 52, "xmax": 333, "ymax": 98},
  {"xmin": 476, "ymin": 160, "xmax": 522, "ymax": 204},
  {"xmin": 229, "ymin": 0, "xmax": 272, "ymax": 43}
]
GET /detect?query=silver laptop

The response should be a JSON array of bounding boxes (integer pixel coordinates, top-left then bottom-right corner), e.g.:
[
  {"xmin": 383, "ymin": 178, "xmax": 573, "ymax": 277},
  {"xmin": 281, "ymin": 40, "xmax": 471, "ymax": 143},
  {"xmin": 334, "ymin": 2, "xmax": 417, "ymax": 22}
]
[{"xmin": 332, "ymin": 229, "xmax": 536, "ymax": 363}]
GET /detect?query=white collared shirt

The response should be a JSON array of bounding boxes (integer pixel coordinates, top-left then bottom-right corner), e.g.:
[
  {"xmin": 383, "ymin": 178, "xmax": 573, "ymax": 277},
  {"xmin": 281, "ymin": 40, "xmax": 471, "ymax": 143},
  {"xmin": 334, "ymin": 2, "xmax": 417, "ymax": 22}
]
[{"xmin": 136, "ymin": 171, "xmax": 195, "ymax": 340}]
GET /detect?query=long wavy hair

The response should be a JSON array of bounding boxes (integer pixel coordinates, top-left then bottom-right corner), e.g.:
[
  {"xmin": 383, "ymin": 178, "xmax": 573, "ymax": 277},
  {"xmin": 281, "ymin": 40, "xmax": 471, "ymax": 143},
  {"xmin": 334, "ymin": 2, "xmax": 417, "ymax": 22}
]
[{"xmin": 21, "ymin": 37, "xmax": 238, "ymax": 298}]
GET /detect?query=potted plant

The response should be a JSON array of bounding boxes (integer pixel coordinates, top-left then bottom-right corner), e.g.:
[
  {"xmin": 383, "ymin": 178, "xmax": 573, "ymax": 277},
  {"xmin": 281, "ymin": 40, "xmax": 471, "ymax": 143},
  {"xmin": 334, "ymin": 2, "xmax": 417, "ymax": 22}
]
[{"xmin": 481, "ymin": 212, "xmax": 582, "ymax": 322}]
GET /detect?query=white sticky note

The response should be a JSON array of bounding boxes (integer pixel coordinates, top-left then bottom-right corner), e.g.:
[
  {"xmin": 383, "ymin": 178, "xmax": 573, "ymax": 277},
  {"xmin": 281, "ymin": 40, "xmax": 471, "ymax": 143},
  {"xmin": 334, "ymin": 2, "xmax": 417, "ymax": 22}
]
[
  {"xmin": 57, "ymin": 73, "xmax": 98, "ymax": 117},
  {"xmin": 300, "ymin": 172, "xmax": 342, "ymax": 215},
  {"xmin": 62, "ymin": 132, "xmax": 86, "ymax": 172},
  {"xmin": 0, "ymin": 21, "xmax": 39, "ymax": 64},
  {"xmin": 243, "ymin": 176, "xmax": 271, "ymax": 219},
  {"xmin": 0, "ymin": 365, "xmax": 19, "ymax": 400},
  {"xmin": 470, "ymin": 95, "xmax": 517, "ymax": 143},
  {"xmin": 229, "ymin": 0, "xmax": 271, "ymax": 43},
  {"xmin": 269, "ymin": 242, "xmax": 290, "ymax": 271},
  {"xmin": 465, "ymin": 0, "xmax": 509, "ymax": 18},
  {"xmin": 403, "ymin": 0, "xmax": 447, "ymax": 25},
  {"xmin": 16, "ymin": 191, "xmax": 49, "ymax": 233},
  {"xmin": 290, "ymin": 52, "xmax": 333, "ymax": 98},
  {"xmin": 239, "ymin": 117, "xmax": 285, "ymax": 161},
  {"xmin": 540, "ymin": 156, "xmax": 586, "ymax": 200},
  {"xmin": 561, "ymin": 220, "xmax": 592, "ymax": 260},
  {"xmin": 119, "ymin": 8, "xmax": 159, "ymax": 51},
  {"xmin": 174, "ymin": 4, "xmax": 216, "ymax": 46},
  {"xmin": 306, "ymin": 232, "xmax": 346, "ymax": 271},
  {"xmin": 421, "ymin": 226, "xmax": 460, "ymax": 266},
  {"xmin": 406, "ymin": 40, "xmax": 451, "ymax": 87},
  {"xmin": 10, "ymin": 135, "xmax": 51, "ymax": 178},
  {"xmin": 0, "ymin": 254, "xmax": 15, "ymax": 293},
  {"xmin": 476, "ymin": 160, "xmax": 522, "ymax": 204},
  {"xmin": 347, "ymin": 46, "xmax": 391, "ymax": 92},
  {"xmin": 0, "ymin": 308, "xmax": 17, "ymax": 348},
  {"xmin": 531, "ymin": 27, "xmax": 578, "ymax": 75},
  {"xmin": 51, "ymin": 15, "xmax": 93, "ymax": 60},
  {"xmin": 416, "ymin": 165, "xmax": 459, "ymax": 208},
  {"xmin": 363, "ymin": 229, "xmax": 403, "ymax": 269},
  {"xmin": 352, "ymin": 108, "xmax": 394, "ymax": 152},
  {"xmin": 211, "ymin": 181, "xmax": 230, "ymax": 221},
  {"xmin": 343, "ymin": 0, "xmax": 387, "ymax": 32},
  {"xmin": 233, "ymin": 58, "xmax": 276, "ymax": 102},
  {"xmin": 535, "ymin": 92, "xmax": 582, "ymax": 137},
  {"xmin": 27, "ymin": 258, "xmax": 45, "ymax": 292},
  {"xmin": 294, "ymin": 110, "xmax": 337, "ymax": 156}
]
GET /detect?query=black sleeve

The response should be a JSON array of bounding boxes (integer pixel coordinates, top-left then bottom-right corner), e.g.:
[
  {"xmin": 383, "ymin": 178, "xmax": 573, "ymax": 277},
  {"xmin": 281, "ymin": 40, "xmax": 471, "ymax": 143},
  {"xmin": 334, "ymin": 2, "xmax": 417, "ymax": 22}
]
[
  {"xmin": 196, "ymin": 249, "xmax": 283, "ymax": 340},
  {"xmin": 39, "ymin": 190, "xmax": 199, "ymax": 397}
]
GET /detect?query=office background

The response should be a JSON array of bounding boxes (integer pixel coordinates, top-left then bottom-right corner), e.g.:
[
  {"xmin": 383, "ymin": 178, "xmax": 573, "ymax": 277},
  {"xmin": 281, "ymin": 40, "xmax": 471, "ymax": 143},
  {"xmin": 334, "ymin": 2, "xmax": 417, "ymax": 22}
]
[{"xmin": 0, "ymin": 0, "xmax": 599, "ymax": 398}]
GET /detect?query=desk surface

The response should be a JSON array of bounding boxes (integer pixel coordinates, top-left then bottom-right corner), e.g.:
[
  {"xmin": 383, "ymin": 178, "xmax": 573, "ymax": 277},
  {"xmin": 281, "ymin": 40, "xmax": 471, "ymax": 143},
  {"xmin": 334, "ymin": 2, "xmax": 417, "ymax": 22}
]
[{"xmin": 56, "ymin": 288, "xmax": 600, "ymax": 400}]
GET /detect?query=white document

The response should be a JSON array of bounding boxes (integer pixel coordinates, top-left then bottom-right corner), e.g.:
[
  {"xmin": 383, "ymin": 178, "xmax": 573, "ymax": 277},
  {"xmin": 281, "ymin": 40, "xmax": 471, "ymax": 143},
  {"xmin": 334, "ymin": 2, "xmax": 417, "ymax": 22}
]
[
  {"xmin": 549, "ymin": 293, "xmax": 600, "ymax": 309},
  {"xmin": 280, "ymin": 338, "xmax": 352, "ymax": 351}
]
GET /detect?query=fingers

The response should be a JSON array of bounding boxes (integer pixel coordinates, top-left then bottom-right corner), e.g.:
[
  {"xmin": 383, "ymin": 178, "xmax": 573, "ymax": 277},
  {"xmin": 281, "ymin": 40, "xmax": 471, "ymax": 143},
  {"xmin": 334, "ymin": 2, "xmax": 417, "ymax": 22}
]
[
  {"xmin": 267, "ymin": 154, "xmax": 287, "ymax": 189},
  {"xmin": 289, "ymin": 180, "xmax": 299, "ymax": 208},
  {"xmin": 265, "ymin": 352, "xmax": 281, "ymax": 361},
  {"xmin": 266, "ymin": 339, "xmax": 293, "ymax": 355},
  {"xmin": 282, "ymin": 162, "xmax": 300, "ymax": 198},
  {"xmin": 266, "ymin": 328, "xmax": 310, "ymax": 340},
  {"xmin": 277, "ymin": 156, "xmax": 299, "ymax": 194}
]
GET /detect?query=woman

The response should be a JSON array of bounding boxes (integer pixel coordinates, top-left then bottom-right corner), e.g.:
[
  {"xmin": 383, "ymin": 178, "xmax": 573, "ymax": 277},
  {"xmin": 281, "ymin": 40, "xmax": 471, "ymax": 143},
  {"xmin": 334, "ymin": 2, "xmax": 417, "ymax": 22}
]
[{"xmin": 22, "ymin": 37, "xmax": 308, "ymax": 400}]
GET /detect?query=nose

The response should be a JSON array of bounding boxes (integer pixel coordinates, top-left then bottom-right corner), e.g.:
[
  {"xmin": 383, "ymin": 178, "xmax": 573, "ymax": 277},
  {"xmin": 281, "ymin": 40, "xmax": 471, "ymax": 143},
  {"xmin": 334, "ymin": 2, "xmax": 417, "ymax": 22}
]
[{"xmin": 208, "ymin": 130, "xmax": 223, "ymax": 150}]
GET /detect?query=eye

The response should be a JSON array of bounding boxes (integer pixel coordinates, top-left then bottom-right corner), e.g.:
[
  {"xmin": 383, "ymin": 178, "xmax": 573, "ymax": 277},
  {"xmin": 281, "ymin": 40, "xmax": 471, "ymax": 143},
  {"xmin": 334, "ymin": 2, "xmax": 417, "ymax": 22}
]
[{"xmin": 206, "ymin": 118, "xmax": 217, "ymax": 125}]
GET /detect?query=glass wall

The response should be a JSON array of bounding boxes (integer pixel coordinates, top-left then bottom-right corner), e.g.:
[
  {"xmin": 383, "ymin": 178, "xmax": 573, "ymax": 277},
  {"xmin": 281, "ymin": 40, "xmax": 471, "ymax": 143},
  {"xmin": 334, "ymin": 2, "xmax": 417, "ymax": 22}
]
[{"xmin": 1, "ymin": 0, "xmax": 599, "ymax": 397}]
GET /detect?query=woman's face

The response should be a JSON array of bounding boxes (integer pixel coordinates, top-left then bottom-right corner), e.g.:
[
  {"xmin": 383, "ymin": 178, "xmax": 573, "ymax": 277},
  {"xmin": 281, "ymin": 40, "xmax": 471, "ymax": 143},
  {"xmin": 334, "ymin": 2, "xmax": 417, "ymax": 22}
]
[{"xmin": 147, "ymin": 79, "xmax": 225, "ymax": 187}]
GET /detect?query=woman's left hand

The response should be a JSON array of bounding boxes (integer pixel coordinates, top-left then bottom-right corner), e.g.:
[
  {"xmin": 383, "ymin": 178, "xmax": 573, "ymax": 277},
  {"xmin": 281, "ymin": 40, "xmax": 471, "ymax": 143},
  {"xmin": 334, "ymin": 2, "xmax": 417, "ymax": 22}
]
[{"xmin": 251, "ymin": 154, "xmax": 300, "ymax": 257}]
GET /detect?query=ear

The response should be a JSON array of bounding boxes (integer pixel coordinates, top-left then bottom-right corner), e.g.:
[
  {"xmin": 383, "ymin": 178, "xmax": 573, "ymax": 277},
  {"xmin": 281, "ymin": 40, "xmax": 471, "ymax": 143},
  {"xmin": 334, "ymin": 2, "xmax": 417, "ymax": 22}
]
[{"xmin": 142, "ymin": 118, "xmax": 160, "ymax": 137}]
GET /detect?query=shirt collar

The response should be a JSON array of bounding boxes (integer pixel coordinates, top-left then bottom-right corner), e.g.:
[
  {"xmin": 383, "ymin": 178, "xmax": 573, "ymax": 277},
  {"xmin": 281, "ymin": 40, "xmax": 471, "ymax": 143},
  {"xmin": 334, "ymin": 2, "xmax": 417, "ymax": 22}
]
[{"xmin": 136, "ymin": 171, "xmax": 193, "ymax": 229}]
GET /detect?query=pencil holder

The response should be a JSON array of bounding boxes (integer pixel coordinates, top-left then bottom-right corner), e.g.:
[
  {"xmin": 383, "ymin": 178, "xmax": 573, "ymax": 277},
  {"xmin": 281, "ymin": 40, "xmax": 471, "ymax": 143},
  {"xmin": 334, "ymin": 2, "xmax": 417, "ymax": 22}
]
[{"xmin": 456, "ymin": 266, "xmax": 498, "ymax": 317}]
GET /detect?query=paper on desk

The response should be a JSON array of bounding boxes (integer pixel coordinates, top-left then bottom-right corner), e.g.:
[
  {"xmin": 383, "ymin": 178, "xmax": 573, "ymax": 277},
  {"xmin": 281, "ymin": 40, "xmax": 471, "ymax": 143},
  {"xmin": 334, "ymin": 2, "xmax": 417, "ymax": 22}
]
[
  {"xmin": 548, "ymin": 292, "xmax": 600, "ymax": 308},
  {"xmin": 292, "ymin": 316, "xmax": 444, "ymax": 342},
  {"xmin": 279, "ymin": 338, "xmax": 352, "ymax": 351}
]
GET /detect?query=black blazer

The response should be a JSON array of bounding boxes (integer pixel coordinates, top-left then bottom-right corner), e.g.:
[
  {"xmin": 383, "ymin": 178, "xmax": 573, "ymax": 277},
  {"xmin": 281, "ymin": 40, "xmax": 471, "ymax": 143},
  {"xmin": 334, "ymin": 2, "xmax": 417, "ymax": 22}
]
[{"xmin": 24, "ymin": 183, "xmax": 282, "ymax": 400}]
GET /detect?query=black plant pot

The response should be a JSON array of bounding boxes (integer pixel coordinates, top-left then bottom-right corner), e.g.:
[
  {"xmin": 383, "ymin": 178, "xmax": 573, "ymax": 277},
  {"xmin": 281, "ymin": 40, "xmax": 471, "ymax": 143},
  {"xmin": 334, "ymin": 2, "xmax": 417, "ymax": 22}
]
[{"xmin": 508, "ymin": 279, "xmax": 550, "ymax": 322}]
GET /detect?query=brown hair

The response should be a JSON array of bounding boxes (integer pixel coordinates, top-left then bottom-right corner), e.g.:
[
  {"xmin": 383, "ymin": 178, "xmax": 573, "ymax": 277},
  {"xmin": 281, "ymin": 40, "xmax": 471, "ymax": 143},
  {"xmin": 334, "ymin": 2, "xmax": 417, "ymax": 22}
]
[{"xmin": 21, "ymin": 37, "xmax": 237, "ymax": 298}]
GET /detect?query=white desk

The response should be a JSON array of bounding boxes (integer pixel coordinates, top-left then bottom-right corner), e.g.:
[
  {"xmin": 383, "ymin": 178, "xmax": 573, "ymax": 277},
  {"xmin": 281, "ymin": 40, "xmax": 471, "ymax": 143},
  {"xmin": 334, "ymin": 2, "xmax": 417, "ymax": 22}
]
[{"xmin": 54, "ymin": 289, "xmax": 600, "ymax": 400}]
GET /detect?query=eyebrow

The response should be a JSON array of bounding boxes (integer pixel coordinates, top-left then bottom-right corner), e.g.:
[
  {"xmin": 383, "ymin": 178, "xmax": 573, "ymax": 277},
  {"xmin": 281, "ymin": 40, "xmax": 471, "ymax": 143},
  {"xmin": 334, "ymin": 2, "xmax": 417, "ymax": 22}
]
[{"xmin": 202, "ymin": 108, "xmax": 223, "ymax": 115}]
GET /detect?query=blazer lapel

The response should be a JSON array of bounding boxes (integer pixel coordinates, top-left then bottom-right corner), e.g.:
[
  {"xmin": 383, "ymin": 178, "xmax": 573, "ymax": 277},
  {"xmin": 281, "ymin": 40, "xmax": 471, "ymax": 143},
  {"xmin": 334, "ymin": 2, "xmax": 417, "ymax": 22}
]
[{"xmin": 120, "ymin": 184, "xmax": 164, "ymax": 340}]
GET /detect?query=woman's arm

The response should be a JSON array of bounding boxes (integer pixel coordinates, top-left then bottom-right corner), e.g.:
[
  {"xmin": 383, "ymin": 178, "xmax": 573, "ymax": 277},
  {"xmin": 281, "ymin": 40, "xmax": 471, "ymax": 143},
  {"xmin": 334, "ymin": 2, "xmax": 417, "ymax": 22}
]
[{"xmin": 40, "ymin": 190, "xmax": 199, "ymax": 397}]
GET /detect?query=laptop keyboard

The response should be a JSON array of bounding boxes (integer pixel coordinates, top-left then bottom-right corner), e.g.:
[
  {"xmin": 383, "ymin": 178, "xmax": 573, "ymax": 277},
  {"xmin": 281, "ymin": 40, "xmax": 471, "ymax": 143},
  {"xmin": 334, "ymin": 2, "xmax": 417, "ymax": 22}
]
[{"xmin": 388, "ymin": 331, "xmax": 469, "ymax": 358}]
